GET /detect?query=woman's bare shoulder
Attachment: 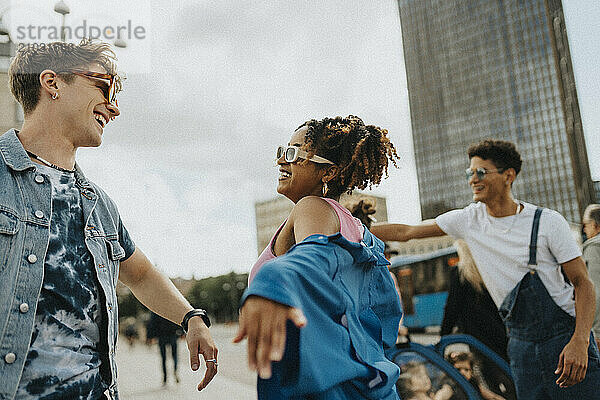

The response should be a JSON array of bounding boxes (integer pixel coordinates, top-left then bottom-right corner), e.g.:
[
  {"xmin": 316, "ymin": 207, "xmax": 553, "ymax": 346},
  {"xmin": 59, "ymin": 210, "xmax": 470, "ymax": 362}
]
[{"xmin": 289, "ymin": 196, "xmax": 339, "ymax": 242}]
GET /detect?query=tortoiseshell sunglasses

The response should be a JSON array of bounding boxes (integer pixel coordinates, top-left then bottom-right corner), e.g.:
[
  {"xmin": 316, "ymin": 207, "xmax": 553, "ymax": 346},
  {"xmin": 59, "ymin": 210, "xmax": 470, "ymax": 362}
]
[{"xmin": 65, "ymin": 69, "xmax": 119, "ymax": 106}]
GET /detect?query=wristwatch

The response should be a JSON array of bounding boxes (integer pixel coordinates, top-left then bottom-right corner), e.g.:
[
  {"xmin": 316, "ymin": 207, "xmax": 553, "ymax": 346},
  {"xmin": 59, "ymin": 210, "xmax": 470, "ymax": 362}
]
[{"xmin": 181, "ymin": 309, "xmax": 211, "ymax": 333}]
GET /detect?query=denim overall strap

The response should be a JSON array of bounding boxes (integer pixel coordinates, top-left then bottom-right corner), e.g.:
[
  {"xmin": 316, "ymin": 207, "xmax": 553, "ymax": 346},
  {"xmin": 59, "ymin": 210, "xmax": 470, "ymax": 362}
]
[
  {"xmin": 498, "ymin": 208, "xmax": 544, "ymax": 326},
  {"xmin": 499, "ymin": 208, "xmax": 574, "ymax": 341},
  {"xmin": 528, "ymin": 207, "xmax": 543, "ymax": 266}
]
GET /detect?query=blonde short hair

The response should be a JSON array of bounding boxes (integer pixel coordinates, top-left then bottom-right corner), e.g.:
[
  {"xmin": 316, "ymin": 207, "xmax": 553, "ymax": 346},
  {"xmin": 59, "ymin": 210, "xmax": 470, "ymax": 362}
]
[{"xmin": 8, "ymin": 39, "xmax": 121, "ymax": 114}]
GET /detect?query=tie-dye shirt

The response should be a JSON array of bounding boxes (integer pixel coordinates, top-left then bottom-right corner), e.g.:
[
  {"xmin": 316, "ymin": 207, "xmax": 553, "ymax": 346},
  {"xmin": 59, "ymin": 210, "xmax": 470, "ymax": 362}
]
[{"xmin": 16, "ymin": 164, "xmax": 108, "ymax": 400}]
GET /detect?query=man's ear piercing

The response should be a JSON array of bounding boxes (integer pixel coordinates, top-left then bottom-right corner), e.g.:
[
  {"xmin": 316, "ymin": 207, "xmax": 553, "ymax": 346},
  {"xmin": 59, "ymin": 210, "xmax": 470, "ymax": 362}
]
[{"xmin": 52, "ymin": 92, "xmax": 59, "ymax": 100}]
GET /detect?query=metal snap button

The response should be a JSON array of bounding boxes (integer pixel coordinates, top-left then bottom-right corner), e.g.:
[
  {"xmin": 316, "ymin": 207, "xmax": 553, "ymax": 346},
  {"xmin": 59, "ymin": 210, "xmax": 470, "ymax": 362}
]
[
  {"xmin": 341, "ymin": 314, "xmax": 348, "ymax": 328},
  {"xmin": 35, "ymin": 175, "xmax": 44, "ymax": 183},
  {"xmin": 19, "ymin": 303, "xmax": 29, "ymax": 313},
  {"xmin": 27, "ymin": 254, "xmax": 38, "ymax": 264},
  {"xmin": 4, "ymin": 353, "xmax": 16, "ymax": 364},
  {"xmin": 34, "ymin": 210, "xmax": 44, "ymax": 219}
]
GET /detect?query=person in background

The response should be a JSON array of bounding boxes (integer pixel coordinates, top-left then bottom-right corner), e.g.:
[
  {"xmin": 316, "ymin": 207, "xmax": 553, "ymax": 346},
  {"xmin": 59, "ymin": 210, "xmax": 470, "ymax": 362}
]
[
  {"xmin": 396, "ymin": 361, "xmax": 453, "ymax": 400},
  {"xmin": 582, "ymin": 204, "xmax": 600, "ymax": 348},
  {"xmin": 383, "ymin": 244, "xmax": 409, "ymax": 338},
  {"xmin": 441, "ymin": 240, "xmax": 508, "ymax": 361},
  {"xmin": 146, "ymin": 312, "xmax": 183, "ymax": 386},
  {"xmin": 371, "ymin": 139, "xmax": 600, "ymax": 398},
  {"xmin": 446, "ymin": 352, "xmax": 505, "ymax": 400},
  {"xmin": 343, "ymin": 197, "xmax": 377, "ymax": 228},
  {"xmin": 123, "ymin": 317, "xmax": 140, "ymax": 348},
  {"xmin": 441, "ymin": 240, "xmax": 514, "ymax": 398}
]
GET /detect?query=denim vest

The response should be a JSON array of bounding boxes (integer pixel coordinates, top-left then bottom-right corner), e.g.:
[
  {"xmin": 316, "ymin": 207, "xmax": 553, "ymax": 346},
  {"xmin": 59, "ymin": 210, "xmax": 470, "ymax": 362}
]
[{"xmin": 0, "ymin": 129, "xmax": 127, "ymax": 400}]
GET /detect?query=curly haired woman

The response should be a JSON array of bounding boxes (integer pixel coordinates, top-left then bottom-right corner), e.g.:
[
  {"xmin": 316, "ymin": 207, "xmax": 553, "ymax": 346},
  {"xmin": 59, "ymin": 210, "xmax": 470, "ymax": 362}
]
[{"xmin": 234, "ymin": 116, "xmax": 402, "ymax": 399}]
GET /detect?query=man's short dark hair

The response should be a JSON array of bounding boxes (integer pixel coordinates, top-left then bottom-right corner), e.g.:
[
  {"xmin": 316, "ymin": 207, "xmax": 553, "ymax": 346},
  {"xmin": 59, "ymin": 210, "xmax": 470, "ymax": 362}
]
[{"xmin": 467, "ymin": 139, "xmax": 522, "ymax": 175}]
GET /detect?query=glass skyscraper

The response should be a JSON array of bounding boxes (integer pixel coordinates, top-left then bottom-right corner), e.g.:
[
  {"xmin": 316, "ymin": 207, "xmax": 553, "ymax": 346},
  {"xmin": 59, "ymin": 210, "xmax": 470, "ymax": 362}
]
[{"xmin": 397, "ymin": 0, "xmax": 594, "ymax": 222}]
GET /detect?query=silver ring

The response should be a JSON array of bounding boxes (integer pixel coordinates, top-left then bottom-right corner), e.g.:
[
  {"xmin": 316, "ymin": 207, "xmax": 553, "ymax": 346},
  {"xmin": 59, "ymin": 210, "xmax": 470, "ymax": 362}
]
[{"xmin": 206, "ymin": 358, "xmax": 218, "ymax": 367}]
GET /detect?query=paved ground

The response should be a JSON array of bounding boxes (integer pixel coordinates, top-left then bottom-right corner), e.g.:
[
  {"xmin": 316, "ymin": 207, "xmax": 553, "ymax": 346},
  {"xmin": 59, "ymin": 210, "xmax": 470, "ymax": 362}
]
[
  {"xmin": 116, "ymin": 323, "xmax": 256, "ymax": 399},
  {"xmin": 116, "ymin": 323, "xmax": 439, "ymax": 399}
]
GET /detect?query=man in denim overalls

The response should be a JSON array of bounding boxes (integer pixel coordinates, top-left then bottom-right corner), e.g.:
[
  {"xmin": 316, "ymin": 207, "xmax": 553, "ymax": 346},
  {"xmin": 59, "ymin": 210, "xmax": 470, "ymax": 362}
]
[{"xmin": 373, "ymin": 139, "xmax": 600, "ymax": 398}]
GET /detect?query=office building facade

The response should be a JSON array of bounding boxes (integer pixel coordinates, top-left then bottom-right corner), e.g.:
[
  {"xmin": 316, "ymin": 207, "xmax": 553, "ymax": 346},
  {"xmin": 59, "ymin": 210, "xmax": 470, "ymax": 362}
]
[{"xmin": 397, "ymin": 0, "xmax": 594, "ymax": 222}]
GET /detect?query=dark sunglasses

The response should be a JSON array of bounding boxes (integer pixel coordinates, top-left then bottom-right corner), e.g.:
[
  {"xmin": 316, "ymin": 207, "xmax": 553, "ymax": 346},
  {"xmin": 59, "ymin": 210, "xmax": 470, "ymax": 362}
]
[{"xmin": 465, "ymin": 167, "xmax": 505, "ymax": 181}]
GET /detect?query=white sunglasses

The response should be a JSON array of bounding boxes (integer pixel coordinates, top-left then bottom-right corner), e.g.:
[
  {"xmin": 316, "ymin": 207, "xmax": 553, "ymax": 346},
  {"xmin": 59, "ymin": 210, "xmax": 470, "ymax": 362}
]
[{"xmin": 276, "ymin": 146, "xmax": 334, "ymax": 165}]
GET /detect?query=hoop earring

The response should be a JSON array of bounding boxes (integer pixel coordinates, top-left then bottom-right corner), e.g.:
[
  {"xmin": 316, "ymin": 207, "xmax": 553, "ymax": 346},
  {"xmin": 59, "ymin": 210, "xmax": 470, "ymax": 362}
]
[
  {"xmin": 52, "ymin": 92, "xmax": 59, "ymax": 100},
  {"xmin": 322, "ymin": 181, "xmax": 329, "ymax": 197}
]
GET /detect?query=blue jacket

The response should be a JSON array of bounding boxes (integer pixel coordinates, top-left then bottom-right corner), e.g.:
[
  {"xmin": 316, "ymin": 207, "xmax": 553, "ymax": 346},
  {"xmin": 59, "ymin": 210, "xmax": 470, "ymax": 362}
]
[
  {"xmin": 0, "ymin": 129, "xmax": 134, "ymax": 400},
  {"xmin": 242, "ymin": 230, "xmax": 402, "ymax": 399}
]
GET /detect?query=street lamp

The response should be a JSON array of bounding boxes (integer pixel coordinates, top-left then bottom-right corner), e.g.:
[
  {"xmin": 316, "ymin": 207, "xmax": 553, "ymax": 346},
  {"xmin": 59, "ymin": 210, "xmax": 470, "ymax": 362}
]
[
  {"xmin": 114, "ymin": 38, "xmax": 127, "ymax": 48},
  {"xmin": 0, "ymin": 15, "xmax": 9, "ymax": 37},
  {"xmin": 53, "ymin": 0, "xmax": 70, "ymax": 42},
  {"xmin": 0, "ymin": 13, "xmax": 12, "ymax": 51}
]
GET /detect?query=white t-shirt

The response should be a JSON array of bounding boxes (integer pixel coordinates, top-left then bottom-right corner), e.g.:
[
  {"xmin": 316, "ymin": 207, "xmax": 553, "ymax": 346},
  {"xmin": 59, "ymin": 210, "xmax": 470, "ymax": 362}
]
[{"xmin": 435, "ymin": 201, "xmax": 581, "ymax": 316}]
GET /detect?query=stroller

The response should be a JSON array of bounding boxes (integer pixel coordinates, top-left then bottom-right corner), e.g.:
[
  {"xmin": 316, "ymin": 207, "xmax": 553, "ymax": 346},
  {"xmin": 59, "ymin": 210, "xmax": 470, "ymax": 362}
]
[{"xmin": 387, "ymin": 334, "xmax": 516, "ymax": 400}]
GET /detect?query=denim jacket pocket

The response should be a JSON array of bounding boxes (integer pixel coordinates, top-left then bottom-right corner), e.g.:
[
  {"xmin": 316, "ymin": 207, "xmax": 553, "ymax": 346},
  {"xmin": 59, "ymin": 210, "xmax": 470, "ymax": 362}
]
[
  {"xmin": 0, "ymin": 208, "xmax": 19, "ymax": 234},
  {"xmin": 105, "ymin": 238, "xmax": 125, "ymax": 261},
  {"xmin": 0, "ymin": 208, "xmax": 20, "ymax": 272}
]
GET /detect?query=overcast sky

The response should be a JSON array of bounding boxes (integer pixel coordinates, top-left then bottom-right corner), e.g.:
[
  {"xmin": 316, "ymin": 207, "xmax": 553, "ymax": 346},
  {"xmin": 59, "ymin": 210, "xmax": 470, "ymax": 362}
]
[{"xmin": 3, "ymin": 0, "xmax": 598, "ymax": 279}]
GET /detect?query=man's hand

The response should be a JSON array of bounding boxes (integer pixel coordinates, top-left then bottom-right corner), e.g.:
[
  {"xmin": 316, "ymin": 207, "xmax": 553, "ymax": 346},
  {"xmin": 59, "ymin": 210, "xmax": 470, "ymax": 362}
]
[
  {"xmin": 556, "ymin": 257, "xmax": 595, "ymax": 388},
  {"xmin": 186, "ymin": 317, "xmax": 218, "ymax": 391},
  {"xmin": 555, "ymin": 336, "xmax": 589, "ymax": 387},
  {"xmin": 119, "ymin": 249, "xmax": 219, "ymax": 390},
  {"xmin": 233, "ymin": 296, "xmax": 307, "ymax": 379}
]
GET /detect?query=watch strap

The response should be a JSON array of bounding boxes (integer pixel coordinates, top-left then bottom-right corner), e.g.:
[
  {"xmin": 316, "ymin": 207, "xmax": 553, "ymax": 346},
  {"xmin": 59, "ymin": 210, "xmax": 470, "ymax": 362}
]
[{"xmin": 181, "ymin": 309, "xmax": 211, "ymax": 333}]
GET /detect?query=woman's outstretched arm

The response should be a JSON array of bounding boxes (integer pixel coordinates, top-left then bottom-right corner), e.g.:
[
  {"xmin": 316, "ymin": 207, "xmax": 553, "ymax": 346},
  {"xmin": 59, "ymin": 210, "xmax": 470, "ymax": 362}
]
[{"xmin": 234, "ymin": 196, "xmax": 339, "ymax": 379}]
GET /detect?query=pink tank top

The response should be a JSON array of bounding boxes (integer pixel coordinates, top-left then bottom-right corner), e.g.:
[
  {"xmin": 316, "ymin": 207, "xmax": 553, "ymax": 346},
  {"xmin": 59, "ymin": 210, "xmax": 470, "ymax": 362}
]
[{"xmin": 248, "ymin": 198, "xmax": 365, "ymax": 285}]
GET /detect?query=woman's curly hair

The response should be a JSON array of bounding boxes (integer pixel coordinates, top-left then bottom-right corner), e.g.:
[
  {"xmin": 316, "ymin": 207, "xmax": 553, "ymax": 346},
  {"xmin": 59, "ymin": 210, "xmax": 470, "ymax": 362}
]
[{"xmin": 298, "ymin": 115, "xmax": 400, "ymax": 198}]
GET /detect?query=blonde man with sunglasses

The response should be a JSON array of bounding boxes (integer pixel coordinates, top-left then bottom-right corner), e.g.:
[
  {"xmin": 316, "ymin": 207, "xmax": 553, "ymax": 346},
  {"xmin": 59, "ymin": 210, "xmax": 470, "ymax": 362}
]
[
  {"xmin": 372, "ymin": 139, "xmax": 600, "ymax": 399},
  {"xmin": 0, "ymin": 40, "xmax": 217, "ymax": 400}
]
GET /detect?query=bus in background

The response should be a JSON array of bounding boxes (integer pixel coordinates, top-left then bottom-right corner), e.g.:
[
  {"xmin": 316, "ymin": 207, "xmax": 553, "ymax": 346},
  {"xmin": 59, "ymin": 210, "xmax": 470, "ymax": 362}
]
[{"xmin": 390, "ymin": 246, "xmax": 458, "ymax": 331}]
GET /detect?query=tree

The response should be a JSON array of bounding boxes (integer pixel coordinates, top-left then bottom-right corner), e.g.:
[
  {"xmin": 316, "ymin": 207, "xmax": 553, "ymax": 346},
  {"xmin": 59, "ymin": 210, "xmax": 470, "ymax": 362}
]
[{"xmin": 187, "ymin": 272, "xmax": 248, "ymax": 323}]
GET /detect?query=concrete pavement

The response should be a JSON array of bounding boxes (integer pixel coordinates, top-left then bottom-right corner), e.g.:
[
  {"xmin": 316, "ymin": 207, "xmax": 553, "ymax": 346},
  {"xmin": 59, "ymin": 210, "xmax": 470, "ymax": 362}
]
[
  {"xmin": 115, "ymin": 323, "xmax": 438, "ymax": 399},
  {"xmin": 115, "ymin": 323, "xmax": 256, "ymax": 399}
]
